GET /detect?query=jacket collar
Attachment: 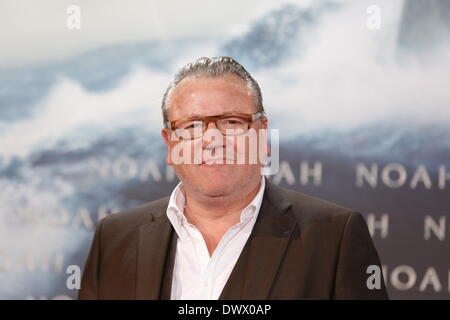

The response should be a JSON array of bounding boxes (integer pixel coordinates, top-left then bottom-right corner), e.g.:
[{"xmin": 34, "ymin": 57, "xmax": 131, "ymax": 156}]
[
  {"xmin": 135, "ymin": 197, "xmax": 173, "ymax": 299},
  {"xmin": 218, "ymin": 179, "xmax": 296, "ymax": 299}
]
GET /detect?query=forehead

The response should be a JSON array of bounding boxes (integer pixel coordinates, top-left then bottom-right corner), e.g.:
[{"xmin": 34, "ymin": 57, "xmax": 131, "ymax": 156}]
[{"xmin": 167, "ymin": 74, "xmax": 256, "ymax": 119}]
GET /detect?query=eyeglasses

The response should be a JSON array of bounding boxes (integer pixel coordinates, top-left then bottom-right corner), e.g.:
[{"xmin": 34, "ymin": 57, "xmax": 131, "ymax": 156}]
[{"xmin": 165, "ymin": 111, "xmax": 266, "ymax": 139}]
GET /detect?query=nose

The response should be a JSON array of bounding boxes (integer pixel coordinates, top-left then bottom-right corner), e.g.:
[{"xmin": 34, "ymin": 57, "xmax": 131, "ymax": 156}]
[
  {"xmin": 206, "ymin": 121, "xmax": 218, "ymax": 130},
  {"xmin": 201, "ymin": 120, "xmax": 225, "ymax": 149}
]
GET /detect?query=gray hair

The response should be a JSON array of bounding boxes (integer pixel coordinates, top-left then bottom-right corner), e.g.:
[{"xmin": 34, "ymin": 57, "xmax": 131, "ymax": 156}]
[{"xmin": 161, "ymin": 56, "xmax": 264, "ymax": 124}]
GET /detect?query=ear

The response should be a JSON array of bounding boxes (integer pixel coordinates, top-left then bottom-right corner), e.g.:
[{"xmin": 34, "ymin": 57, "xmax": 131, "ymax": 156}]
[
  {"xmin": 161, "ymin": 128, "xmax": 173, "ymax": 165},
  {"xmin": 260, "ymin": 116, "xmax": 268, "ymax": 130}
]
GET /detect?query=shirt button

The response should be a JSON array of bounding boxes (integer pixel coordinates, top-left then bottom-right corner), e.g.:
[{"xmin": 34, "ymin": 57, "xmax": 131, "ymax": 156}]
[{"xmin": 203, "ymin": 282, "xmax": 208, "ymax": 287}]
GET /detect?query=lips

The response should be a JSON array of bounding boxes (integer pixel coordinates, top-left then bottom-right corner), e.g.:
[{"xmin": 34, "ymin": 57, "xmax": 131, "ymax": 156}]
[{"xmin": 202, "ymin": 157, "xmax": 234, "ymax": 165}]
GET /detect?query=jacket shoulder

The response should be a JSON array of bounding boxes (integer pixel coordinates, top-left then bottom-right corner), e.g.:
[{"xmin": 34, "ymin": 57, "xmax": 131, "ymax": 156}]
[
  {"xmin": 273, "ymin": 184, "xmax": 357, "ymax": 228},
  {"xmin": 99, "ymin": 196, "xmax": 170, "ymax": 231}
]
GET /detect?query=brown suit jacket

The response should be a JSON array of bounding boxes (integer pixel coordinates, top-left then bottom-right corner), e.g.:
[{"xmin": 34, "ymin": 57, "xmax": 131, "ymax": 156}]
[{"xmin": 78, "ymin": 179, "xmax": 389, "ymax": 299}]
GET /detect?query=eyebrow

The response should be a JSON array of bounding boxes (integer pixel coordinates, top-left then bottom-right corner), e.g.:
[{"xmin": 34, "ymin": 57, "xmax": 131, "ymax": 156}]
[{"xmin": 182, "ymin": 111, "xmax": 243, "ymax": 118}]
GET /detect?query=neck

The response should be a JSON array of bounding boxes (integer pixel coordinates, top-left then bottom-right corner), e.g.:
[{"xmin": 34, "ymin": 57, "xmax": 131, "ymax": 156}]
[
  {"xmin": 181, "ymin": 177, "xmax": 262, "ymax": 255},
  {"xmin": 183, "ymin": 178, "xmax": 261, "ymax": 221}
]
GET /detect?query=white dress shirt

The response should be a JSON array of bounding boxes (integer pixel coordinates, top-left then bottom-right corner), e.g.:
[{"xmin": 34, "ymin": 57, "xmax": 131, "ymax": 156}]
[{"xmin": 166, "ymin": 177, "xmax": 266, "ymax": 300}]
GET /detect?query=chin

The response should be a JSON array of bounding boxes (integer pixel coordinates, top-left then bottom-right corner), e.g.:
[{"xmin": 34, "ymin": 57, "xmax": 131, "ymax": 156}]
[
  {"xmin": 176, "ymin": 165, "xmax": 251, "ymax": 196},
  {"xmin": 200, "ymin": 181, "xmax": 233, "ymax": 196},
  {"xmin": 198, "ymin": 163, "xmax": 236, "ymax": 179},
  {"xmin": 192, "ymin": 177, "xmax": 238, "ymax": 197}
]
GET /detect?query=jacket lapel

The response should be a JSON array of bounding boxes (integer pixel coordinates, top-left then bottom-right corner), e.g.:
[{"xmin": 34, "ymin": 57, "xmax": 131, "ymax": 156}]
[
  {"xmin": 133, "ymin": 180, "xmax": 296, "ymax": 300},
  {"xmin": 219, "ymin": 180, "xmax": 296, "ymax": 300},
  {"xmin": 135, "ymin": 198, "xmax": 176, "ymax": 300}
]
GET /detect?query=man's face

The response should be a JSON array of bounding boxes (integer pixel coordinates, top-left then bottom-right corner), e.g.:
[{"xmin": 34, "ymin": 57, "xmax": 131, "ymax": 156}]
[{"xmin": 161, "ymin": 74, "xmax": 267, "ymax": 198}]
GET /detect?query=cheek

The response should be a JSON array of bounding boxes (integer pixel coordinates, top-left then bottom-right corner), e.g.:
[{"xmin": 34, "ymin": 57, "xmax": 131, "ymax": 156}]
[
  {"xmin": 169, "ymin": 139, "xmax": 202, "ymax": 164},
  {"xmin": 225, "ymin": 135, "xmax": 259, "ymax": 164}
]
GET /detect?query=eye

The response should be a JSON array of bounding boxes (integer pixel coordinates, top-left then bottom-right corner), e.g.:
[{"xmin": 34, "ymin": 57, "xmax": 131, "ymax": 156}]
[
  {"xmin": 184, "ymin": 121, "xmax": 203, "ymax": 129},
  {"xmin": 224, "ymin": 117, "xmax": 246, "ymax": 125}
]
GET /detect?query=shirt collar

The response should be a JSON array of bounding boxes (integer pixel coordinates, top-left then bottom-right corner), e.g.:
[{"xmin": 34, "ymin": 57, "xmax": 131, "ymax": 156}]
[
  {"xmin": 239, "ymin": 176, "xmax": 265, "ymax": 223},
  {"xmin": 166, "ymin": 176, "xmax": 266, "ymax": 240}
]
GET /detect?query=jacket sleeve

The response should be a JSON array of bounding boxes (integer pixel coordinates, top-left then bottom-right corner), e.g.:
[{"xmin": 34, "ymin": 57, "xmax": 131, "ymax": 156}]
[
  {"xmin": 333, "ymin": 212, "xmax": 389, "ymax": 299},
  {"xmin": 77, "ymin": 221, "xmax": 103, "ymax": 300}
]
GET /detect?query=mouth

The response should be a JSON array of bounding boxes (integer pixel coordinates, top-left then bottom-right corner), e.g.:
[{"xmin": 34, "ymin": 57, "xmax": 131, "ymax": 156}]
[{"xmin": 201, "ymin": 158, "xmax": 234, "ymax": 165}]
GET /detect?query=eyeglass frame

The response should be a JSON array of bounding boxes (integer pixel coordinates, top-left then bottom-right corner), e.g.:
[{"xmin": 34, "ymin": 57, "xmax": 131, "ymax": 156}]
[{"xmin": 164, "ymin": 111, "xmax": 266, "ymax": 137}]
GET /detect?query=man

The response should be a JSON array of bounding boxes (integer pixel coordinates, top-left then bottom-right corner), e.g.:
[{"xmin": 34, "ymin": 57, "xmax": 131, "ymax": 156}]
[{"xmin": 78, "ymin": 56, "xmax": 388, "ymax": 300}]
